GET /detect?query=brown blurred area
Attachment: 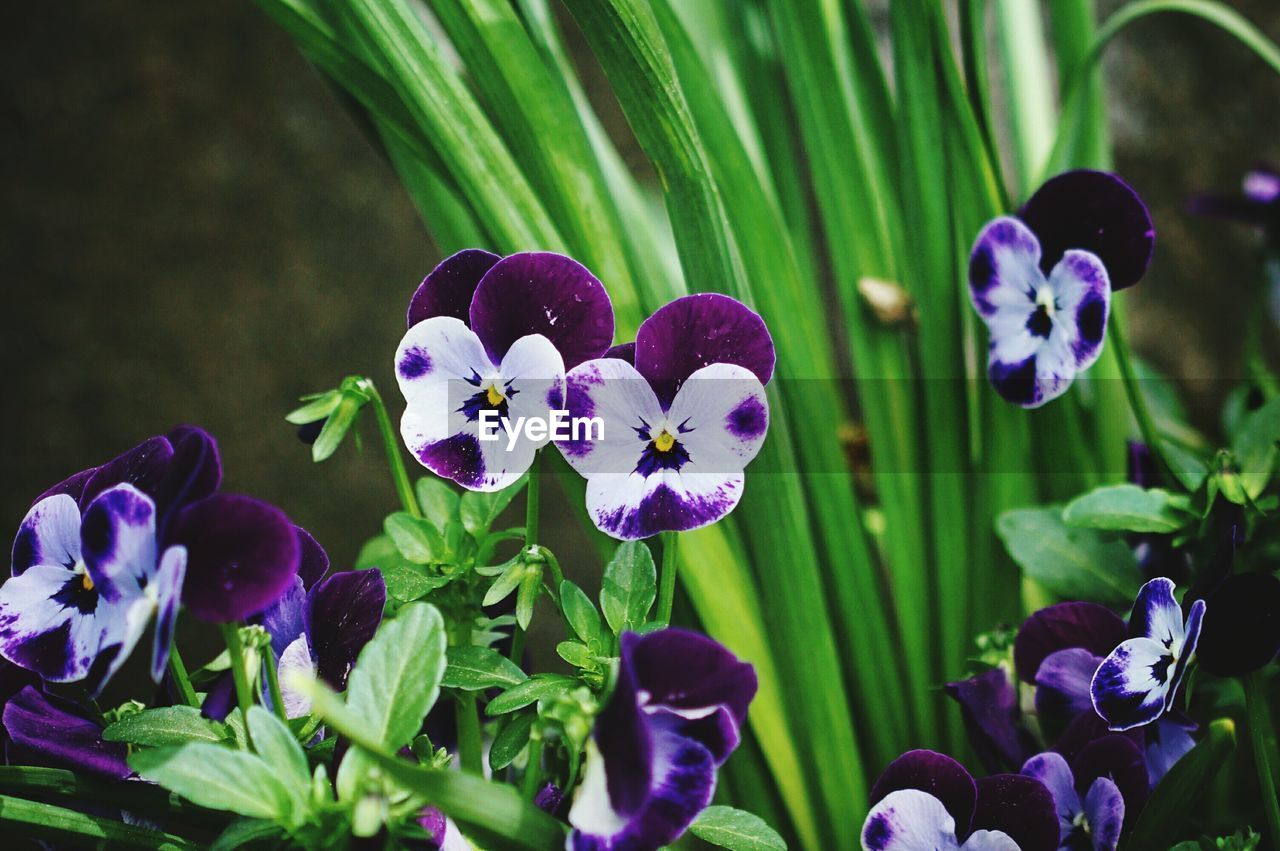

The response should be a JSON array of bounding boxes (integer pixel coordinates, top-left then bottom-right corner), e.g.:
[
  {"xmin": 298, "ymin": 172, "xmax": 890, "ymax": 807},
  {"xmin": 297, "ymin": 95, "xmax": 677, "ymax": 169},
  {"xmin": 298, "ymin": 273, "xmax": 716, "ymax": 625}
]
[{"xmin": 1, "ymin": 0, "xmax": 1279, "ymax": 567}]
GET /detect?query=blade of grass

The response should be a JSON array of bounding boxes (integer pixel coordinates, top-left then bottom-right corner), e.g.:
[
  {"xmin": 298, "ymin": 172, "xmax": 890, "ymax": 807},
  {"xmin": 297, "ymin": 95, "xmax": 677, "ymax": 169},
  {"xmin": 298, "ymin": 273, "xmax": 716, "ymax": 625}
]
[{"xmin": 992, "ymin": 0, "xmax": 1057, "ymax": 200}]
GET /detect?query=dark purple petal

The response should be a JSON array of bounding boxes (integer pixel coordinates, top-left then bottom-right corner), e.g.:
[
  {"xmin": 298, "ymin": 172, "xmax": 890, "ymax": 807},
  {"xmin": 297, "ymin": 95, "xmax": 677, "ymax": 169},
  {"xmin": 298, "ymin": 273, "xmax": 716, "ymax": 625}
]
[
  {"xmin": 417, "ymin": 806, "xmax": 449, "ymax": 849},
  {"xmin": 3, "ymin": 686, "xmax": 129, "ymax": 780},
  {"xmin": 944, "ymin": 667, "xmax": 1036, "ymax": 773},
  {"xmin": 1052, "ymin": 711, "xmax": 1144, "ymax": 764},
  {"xmin": 1083, "ymin": 777, "xmax": 1125, "ymax": 851},
  {"xmin": 200, "ymin": 671, "xmax": 237, "ymax": 722},
  {"xmin": 34, "ymin": 466, "xmax": 97, "ymax": 508},
  {"xmin": 1034, "ymin": 648, "xmax": 1102, "ymax": 722},
  {"xmin": 604, "ymin": 342, "xmax": 635, "ymax": 365},
  {"xmin": 595, "ymin": 640, "xmax": 652, "ymax": 818},
  {"xmin": 972, "ymin": 774, "xmax": 1059, "ymax": 851},
  {"xmin": 294, "ymin": 526, "xmax": 330, "ymax": 590},
  {"xmin": 152, "ymin": 426, "xmax": 223, "ymax": 527},
  {"xmin": 171, "ymin": 494, "xmax": 300, "ymax": 622},
  {"xmin": 1196, "ymin": 572, "xmax": 1280, "ymax": 676},
  {"xmin": 1015, "ymin": 602, "xmax": 1127, "ymax": 684},
  {"xmin": 1019, "ymin": 170, "xmax": 1155, "ymax": 291},
  {"xmin": 1072, "ymin": 734, "xmax": 1149, "ymax": 831},
  {"xmin": 407, "ymin": 249, "xmax": 501, "ymax": 328},
  {"xmin": 634, "ymin": 294, "xmax": 775, "ymax": 408},
  {"xmin": 307, "ymin": 569, "xmax": 386, "ymax": 690},
  {"xmin": 469, "ymin": 252, "xmax": 614, "ymax": 369},
  {"xmin": 80, "ymin": 437, "xmax": 175, "ymax": 509},
  {"xmin": 534, "ymin": 782, "xmax": 564, "ymax": 815},
  {"xmin": 869, "ymin": 749, "xmax": 977, "ymax": 834}
]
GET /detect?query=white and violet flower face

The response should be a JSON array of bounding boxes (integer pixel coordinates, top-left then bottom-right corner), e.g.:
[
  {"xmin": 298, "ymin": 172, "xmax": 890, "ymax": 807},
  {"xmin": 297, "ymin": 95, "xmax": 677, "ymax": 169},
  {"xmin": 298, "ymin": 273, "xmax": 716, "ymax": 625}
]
[{"xmin": 1022, "ymin": 752, "xmax": 1124, "ymax": 851}]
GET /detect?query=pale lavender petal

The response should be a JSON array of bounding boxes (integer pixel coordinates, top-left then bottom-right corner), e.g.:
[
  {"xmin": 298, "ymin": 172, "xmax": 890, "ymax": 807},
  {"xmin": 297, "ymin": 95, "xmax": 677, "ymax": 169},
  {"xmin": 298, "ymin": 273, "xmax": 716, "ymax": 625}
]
[
  {"xmin": 149, "ymin": 545, "xmax": 187, "ymax": 681},
  {"xmin": 1034, "ymin": 648, "xmax": 1102, "ymax": 719},
  {"xmin": 80, "ymin": 484, "xmax": 158, "ymax": 600},
  {"xmin": 1043, "ymin": 250, "xmax": 1110, "ymax": 372},
  {"xmin": 277, "ymin": 635, "xmax": 315, "ymax": 719},
  {"xmin": 1166, "ymin": 598, "xmax": 1204, "ymax": 712},
  {"xmin": 556, "ymin": 358, "xmax": 665, "ymax": 474},
  {"xmin": 664, "ymin": 363, "xmax": 769, "ymax": 474},
  {"xmin": 1145, "ymin": 716, "xmax": 1196, "ymax": 787},
  {"xmin": 261, "ymin": 576, "xmax": 307, "ymax": 659},
  {"xmin": 1082, "ymin": 778, "xmax": 1123, "ymax": 851},
  {"xmin": 860, "ymin": 789, "xmax": 964, "ymax": 851},
  {"xmin": 1020, "ymin": 751, "xmax": 1080, "ymax": 838},
  {"xmin": 12, "ymin": 494, "xmax": 81, "ymax": 576}
]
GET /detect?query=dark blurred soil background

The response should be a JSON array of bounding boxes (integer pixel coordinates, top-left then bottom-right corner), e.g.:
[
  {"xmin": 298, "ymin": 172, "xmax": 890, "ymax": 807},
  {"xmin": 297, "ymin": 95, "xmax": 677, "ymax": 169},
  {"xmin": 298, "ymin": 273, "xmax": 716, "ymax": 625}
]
[{"xmin": 2, "ymin": 0, "xmax": 1279, "ymax": 572}]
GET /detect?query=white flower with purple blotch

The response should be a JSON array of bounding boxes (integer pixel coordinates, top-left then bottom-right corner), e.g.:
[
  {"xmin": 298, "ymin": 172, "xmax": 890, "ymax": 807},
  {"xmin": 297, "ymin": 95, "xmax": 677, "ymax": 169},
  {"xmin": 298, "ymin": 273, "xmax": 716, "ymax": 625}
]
[
  {"xmin": 557, "ymin": 294, "xmax": 773, "ymax": 540},
  {"xmin": 567, "ymin": 628, "xmax": 757, "ymax": 850},
  {"xmin": 968, "ymin": 170, "xmax": 1154, "ymax": 408},
  {"xmin": 0, "ymin": 485, "xmax": 185, "ymax": 695},
  {"xmin": 396, "ymin": 250, "xmax": 615, "ymax": 492},
  {"xmin": 1091, "ymin": 578, "xmax": 1205, "ymax": 732},
  {"xmin": 1022, "ymin": 752, "xmax": 1124, "ymax": 851}
]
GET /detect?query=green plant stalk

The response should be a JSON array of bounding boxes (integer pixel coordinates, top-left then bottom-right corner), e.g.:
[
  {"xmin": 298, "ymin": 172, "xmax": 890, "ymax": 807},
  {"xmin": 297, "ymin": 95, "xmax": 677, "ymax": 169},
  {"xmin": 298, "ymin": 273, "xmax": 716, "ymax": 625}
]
[
  {"xmin": 263, "ymin": 646, "xmax": 289, "ymax": 726},
  {"xmin": 1245, "ymin": 671, "xmax": 1280, "ymax": 848},
  {"xmin": 220, "ymin": 624, "xmax": 256, "ymax": 751},
  {"xmin": 1108, "ymin": 314, "xmax": 1169, "ymax": 473},
  {"xmin": 457, "ymin": 692, "xmax": 484, "ymax": 776},
  {"xmin": 992, "ymin": 0, "xmax": 1057, "ymax": 199},
  {"xmin": 656, "ymin": 531, "xmax": 678, "ymax": 627},
  {"xmin": 167, "ymin": 645, "xmax": 199, "ymax": 709},
  {"xmin": 0, "ymin": 767, "xmax": 227, "ymax": 830},
  {"xmin": 0, "ymin": 793, "xmax": 196, "ymax": 849},
  {"xmin": 1047, "ymin": 0, "xmax": 1111, "ymax": 169},
  {"xmin": 521, "ymin": 732, "xmax": 545, "ymax": 801},
  {"xmin": 367, "ymin": 381, "xmax": 422, "ymax": 518}
]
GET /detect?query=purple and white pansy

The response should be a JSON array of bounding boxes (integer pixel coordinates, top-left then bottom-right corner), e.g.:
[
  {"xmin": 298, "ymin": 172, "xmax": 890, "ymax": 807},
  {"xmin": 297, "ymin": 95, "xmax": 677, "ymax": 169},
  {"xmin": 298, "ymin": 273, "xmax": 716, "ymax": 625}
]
[
  {"xmin": 396, "ymin": 250, "xmax": 614, "ymax": 491},
  {"xmin": 566, "ymin": 628, "xmax": 757, "ymax": 850},
  {"xmin": 968, "ymin": 171, "xmax": 1154, "ymax": 408},
  {"xmin": 1091, "ymin": 578, "xmax": 1206, "ymax": 732},
  {"xmin": 557, "ymin": 294, "xmax": 773, "ymax": 540},
  {"xmin": 1021, "ymin": 752, "xmax": 1123, "ymax": 851}
]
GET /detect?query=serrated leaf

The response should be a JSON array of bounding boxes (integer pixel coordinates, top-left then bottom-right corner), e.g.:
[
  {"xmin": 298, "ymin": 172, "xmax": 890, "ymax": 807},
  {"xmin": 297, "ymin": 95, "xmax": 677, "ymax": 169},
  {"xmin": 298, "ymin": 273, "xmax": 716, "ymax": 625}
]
[
  {"xmin": 1127, "ymin": 719, "xmax": 1236, "ymax": 851},
  {"xmin": 443, "ymin": 645, "xmax": 527, "ymax": 691},
  {"xmin": 385, "ymin": 512, "xmax": 447, "ymax": 565},
  {"xmin": 996, "ymin": 507, "xmax": 1144, "ymax": 606},
  {"xmin": 460, "ymin": 475, "xmax": 526, "ymax": 537},
  {"xmin": 103, "ymin": 706, "xmax": 229, "ymax": 748},
  {"xmin": 246, "ymin": 707, "xmax": 310, "ymax": 805},
  {"xmin": 556, "ymin": 640, "xmax": 593, "ymax": 668},
  {"xmin": 130, "ymin": 744, "xmax": 296, "ymax": 822},
  {"xmin": 1234, "ymin": 398, "xmax": 1280, "ymax": 498},
  {"xmin": 416, "ymin": 478, "xmax": 461, "ymax": 532},
  {"xmin": 489, "ymin": 712, "xmax": 536, "ymax": 772},
  {"xmin": 600, "ymin": 541, "xmax": 657, "ymax": 635},
  {"xmin": 1063, "ymin": 484, "xmax": 1192, "ymax": 533},
  {"xmin": 560, "ymin": 580, "xmax": 603, "ymax": 644},
  {"xmin": 485, "ymin": 674, "xmax": 577, "ymax": 716},
  {"xmin": 690, "ymin": 806, "xmax": 788, "ymax": 851}
]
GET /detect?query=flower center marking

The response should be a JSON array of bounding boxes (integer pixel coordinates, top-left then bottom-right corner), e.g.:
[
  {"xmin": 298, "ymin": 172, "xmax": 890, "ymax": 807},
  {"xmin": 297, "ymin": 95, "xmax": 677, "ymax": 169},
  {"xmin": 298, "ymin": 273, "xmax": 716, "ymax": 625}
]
[
  {"xmin": 653, "ymin": 430, "xmax": 676, "ymax": 452},
  {"xmin": 485, "ymin": 383, "xmax": 505, "ymax": 407},
  {"xmin": 81, "ymin": 571, "xmax": 94, "ymax": 592}
]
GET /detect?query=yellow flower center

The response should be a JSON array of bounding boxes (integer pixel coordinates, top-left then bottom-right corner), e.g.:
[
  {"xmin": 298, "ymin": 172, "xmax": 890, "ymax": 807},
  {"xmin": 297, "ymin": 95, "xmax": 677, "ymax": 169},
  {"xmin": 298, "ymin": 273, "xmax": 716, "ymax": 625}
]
[
  {"xmin": 81, "ymin": 572, "xmax": 94, "ymax": 592},
  {"xmin": 486, "ymin": 384, "xmax": 505, "ymax": 407},
  {"xmin": 654, "ymin": 430, "xmax": 676, "ymax": 452}
]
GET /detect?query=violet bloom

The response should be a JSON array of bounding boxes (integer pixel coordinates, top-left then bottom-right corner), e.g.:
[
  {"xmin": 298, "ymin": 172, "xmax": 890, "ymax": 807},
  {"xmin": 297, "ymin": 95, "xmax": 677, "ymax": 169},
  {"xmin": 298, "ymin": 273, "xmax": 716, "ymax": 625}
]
[
  {"xmin": 968, "ymin": 171, "xmax": 1154, "ymax": 408},
  {"xmin": 945, "ymin": 666, "xmax": 1038, "ymax": 773},
  {"xmin": 1091, "ymin": 578, "xmax": 1205, "ymax": 732},
  {"xmin": 861, "ymin": 750, "xmax": 1059, "ymax": 851},
  {"xmin": 1021, "ymin": 752, "xmax": 1123, "ymax": 851},
  {"xmin": 396, "ymin": 250, "xmax": 614, "ymax": 491},
  {"xmin": 557, "ymin": 294, "xmax": 773, "ymax": 540},
  {"xmin": 567, "ymin": 628, "xmax": 757, "ymax": 850},
  {"xmin": 3, "ymin": 685, "xmax": 129, "ymax": 780}
]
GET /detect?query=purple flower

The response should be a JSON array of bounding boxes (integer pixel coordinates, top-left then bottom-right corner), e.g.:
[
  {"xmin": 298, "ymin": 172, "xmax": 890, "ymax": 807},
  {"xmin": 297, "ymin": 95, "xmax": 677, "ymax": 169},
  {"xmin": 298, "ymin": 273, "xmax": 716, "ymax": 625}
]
[
  {"xmin": 944, "ymin": 666, "xmax": 1037, "ymax": 773},
  {"xmin": 1091, "ymin": 578, "xmax": 1205, "ymax": 732},
  {"xmin": 0, "ymin": 485, "xmax": 185, "ymax": 695},
  {"xmin": 396, "ymin": 250, "xmax": 614, "ymax": 491},
  {"xmin": 567, "ymin": 628, "xmax": 757, "ymax": 850},
  {"xmin": 1021, "ymin": 752, "xmax": 1123, "ymax": 850},
  {"xmin": 862, "ymin": 750, "xmax": 1059, "ymax": 851},
  {"xmin": 557, "ymin": 294, "xmax": 774, "ymax": 540},
  {"xmin": 3, "ymin": 685, "xmax": 130, "ymax": 780},
  {"xmin": 1194, "ymin": 572, "xmax": 1280, "ymax": 677},
  {"xmin": 1188, "ymin": 165, "xmax": 1280, "ymax": 232}
]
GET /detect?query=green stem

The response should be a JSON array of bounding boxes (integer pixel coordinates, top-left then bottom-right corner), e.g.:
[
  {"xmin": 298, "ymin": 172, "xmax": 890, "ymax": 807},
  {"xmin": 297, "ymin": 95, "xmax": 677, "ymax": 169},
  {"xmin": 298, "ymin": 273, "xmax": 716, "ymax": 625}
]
[
  {"xmin": 508, "ymin": 626, "xmax": 526, "ymax": 667},
  {"xmin": 1108, "ymin": 316, "xmax": 1170, "ymax": 476},
  {"xmin": 656, "ymin": 531, "xmax": 678, "ymax": 627},
  {"xmin": 220, "ymin": 624, "xmax": 255, "ymax": 750},
  {"xmin": 456, "ymin": 692, "xmax": 484, "ymax": 775},
  {"xmin": 367, "ymin": 381, "xmax": 422, "ymax": 518},
  {"xmin": 525, "ymin": 455, "xmax": 541, "ymax": 547},
  {"xmin": 521, "ymin": 732, "xmax": 544, "ymax": 800},
  {"xmin": 166, "ymin": 645, "xmax": 198, "ymax": 708},
  {"xmin": 0, "ymin": 792, "xmax": 196, "ymax": 849},
  {"xmin": 1245, "ymin": 671, "xmax": 1280, "ymax": 848},
  {"xmin": 0, "ymin": 766, "xmax": 227, "ymax": 830},
  {"xmin": 263, "ymin": 646, "xmax": 289, "ymax": 725}
]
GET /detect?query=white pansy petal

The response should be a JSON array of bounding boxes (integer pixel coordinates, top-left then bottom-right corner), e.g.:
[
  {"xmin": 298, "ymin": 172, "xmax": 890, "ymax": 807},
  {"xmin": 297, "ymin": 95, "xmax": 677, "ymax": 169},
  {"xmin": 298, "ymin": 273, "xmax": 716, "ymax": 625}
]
[
  {"xmin": 500, "ymin": 333, "xmax": 566, "ymax": 450},
  {"xmin": 277, "ymin": 635, "xmax": 316, "ymax": 719},
  {"xmin": 0, "ymin": 564, "xmax": 100, "ymax": 681},
  {"xmin": 395, "ymin": 316, "xmax": 494, "ymax": 403},
  {"xmin": 12, "ymin": 494, "xmax": 81, "ymax": 575},
  {"xmin": 585, "ymin": 471, "xmax": 744, "ymax": 541},
  {"xmin": 79, "ymin": 484, "xmax": 158, "ymax": 597},
  {"xmin": 665, "ymin": 363, "xmax": 769, "ymax": 475},
  {"xmin": 1091, "ymin": 636, "xmax": 1171, "ymax": 731},
  {"xmin": 1046, "ymin": 249, "xmax": 1110, "ymax": 372},
  {"xmin": 861, "ymin": 789, "xmax": 962, "ymax": 851},
  {"xmin": 557, "ymin": 358, "xmax": 665, "ymax": 477}
]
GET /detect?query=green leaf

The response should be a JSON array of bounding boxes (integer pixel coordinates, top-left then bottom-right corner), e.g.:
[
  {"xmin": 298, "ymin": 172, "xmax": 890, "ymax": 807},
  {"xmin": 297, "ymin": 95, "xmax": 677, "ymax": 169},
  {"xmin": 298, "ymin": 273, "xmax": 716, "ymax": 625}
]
[
  {"xmin": 285, "ymin": 389, "xmax": 341, "ymax": 425},
  {"xmin": 560, "ymin": 580, "xmax": 603, "ymax": 645},
  {"xmin": 516, "ymin": 566, "xmax": 541, "ymax": 630},
  {"xmin": 1127, "ymin": 718, "xmax": 1236, "ymax": 851},
  {"xmin": 130, "ymin": 745, "xmax": 296, "ymax": 822},
  {"xmin": 416, "ymin": 478, "xmax": 461, "ymax": 531},
  {"xmin": 380, "ymin": 562, "xmax": 449, "ymax": 603},
  {"xmin": 996, "ymin": 507, "xmax": 1145, "ymax": 606},
  {"xmin": 1164, "ymin": 441, "xmax": 1211, "ymax": 493},
  {"xmin": 443, "ymin": 645, "xmax": 528, "ymax": 691},
  {"xmin": 1234, "ymin": 398, "xmax": 1280, "ymax": 498},
  {"xmin": 483, "ymin": 561, "xmax": 526, "ymax": 607},
  {"xmin": 211, "ymin": 818, "xmax": 285, "ymax": 851},
  {"xmin": 486, "ymin": 674, "xmax": 578, "ymax": 716},
  {"xmin": 1062, "ymin": 484, "xmax": 1192, "ymax": 533},
  {"xmin": 488, "ymin": 712, "xmax": 536, "ymax": 772},
  {"xmin": 103, "ymin": 706, "xmax": 229, "ymax": 748},
  {"xmin": 460, "ymin": 476, "xmax": 526, "ymax": 537},
  {"xmin": 384, "ymin": 512, "xmax": 446, "ymax": 564},
  {"xmin": 600, "ymin": 541, "xmax": 657, "ymax": 635},
  {"xmin": 312, "ymin": 392, "xmax": 363, "ymax": 463},
  {"xmin": 556, "ymin": 640, "xmax": 593, "ymax": 669},
  {"xmin": 245, "ymin": 707, "xmax": 309, "ymax": 807},
  {"xmin": 690, "ymin": 805, "xmax": 788, "ymax": 851}
]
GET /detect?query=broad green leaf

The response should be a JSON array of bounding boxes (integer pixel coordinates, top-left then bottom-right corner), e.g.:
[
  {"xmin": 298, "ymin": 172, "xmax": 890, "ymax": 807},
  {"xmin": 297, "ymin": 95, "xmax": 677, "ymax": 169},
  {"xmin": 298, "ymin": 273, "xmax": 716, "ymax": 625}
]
[
  {"xmin": 416, "ymin": 478, "xmax": 460, "ymax": 531},
  {"xmin": 443, "ymin": 645, "xmax": 527, "ymax": 691},
  {"xmin": 384, "ymin": 512, "xmax": 446, "ymax": 564},
  {"xmin": 460, "ymin": 476, "xmax": 526, "ymax": 537},
  {"xmin": 1063, "ymin": 484, "xmax": 1192, "ymax": 533},
  {"xmin": 486, "ymin": 674, "xmax": 578, "ymax": 716},
  {"xmin": 103, "ymin": 706, "xmax": 228, "ymax": 748},
  {"xmin": 1127, "ymin": 719, "xmax": 1236, "ymax": 851},
  {"xmin": 1233, "ymin": 398, "xmax": 1280, "ymax": 497},
  {"xmin": 556, "ymin": 640, "xmax": 593, "ymax": 669},
  {"xmin": 690, "ymin": 805, "xmax": 788, "ymax": 851},
  {"xmin": 600, "ymin": 542, "xmax": 657, "ymax": 635},
  {"xmin": 246, "ymin": 707, "xmax": 309, "ymax": 805},
  {"xmin": 996, "ymin": 507, "xmax": 1144, "ymax": 606},
  {"xmin": 488, "ymin": 712, "xmax": 536, "ymax": 772},
  {"xmin": 380, "ymin": 562, "xmax": 448, "ymax": 603},
  {"xmin": 130, "ymin": 745, "xmax": 295, "ymax": 822},
  {"xmin": 211, "ymin": 818, "xmax": 285, "ymax": 851},
  {"xmin": 560, "ymin": 580, "xmax": 603, "ymax": 645}
]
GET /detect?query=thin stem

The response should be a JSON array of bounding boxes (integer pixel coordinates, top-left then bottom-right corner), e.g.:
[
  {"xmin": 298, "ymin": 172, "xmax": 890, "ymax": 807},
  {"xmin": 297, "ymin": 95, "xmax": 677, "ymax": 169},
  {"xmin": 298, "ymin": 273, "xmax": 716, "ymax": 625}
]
[
  {"xmin": 166, "ymin": 645, "xmax": 198, "ymax": 708},
  {"xmin": 220, "ymin": 624, "xmax": 255, "ymax": 750},
  {"xmin": 521, "ymin": 733, "xmax": 545, "ymax": 800},
  {"xmin": 1245, "ymin": 671, "xmax": 1280, "ymax": 849},
  {"xmin": 525, "ymin": 455, "xmax": 541, "ymax": 547},
  {"xmin": 263, "ymin": 646, "xmax": 288, "ymax": 725},
  {"xmin": 656, "ymin": 531, "xmax": 678, "ymax": 627},
  {"xmin": 508, "ymin": 627, "xmax": 526, "ymax": 668},
  {"xmin": 1108, "ymin": 316, "xmax": 1172, "ymax": 478},
  {"xmin": 366, "ymin": 381, "xmax": 422, "ymax": 518},
  {"xmin": 456, "ymin": 692, "xmax": 484, "ymax": 775}
]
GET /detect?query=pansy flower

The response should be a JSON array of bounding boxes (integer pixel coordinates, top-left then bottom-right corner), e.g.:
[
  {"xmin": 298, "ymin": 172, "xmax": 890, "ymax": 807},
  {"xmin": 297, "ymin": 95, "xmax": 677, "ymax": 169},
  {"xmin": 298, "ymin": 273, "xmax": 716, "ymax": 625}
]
[
  {"xmin": 3, "ymin": 684, "xmax": 130, "ymax": 780},
  {"xmin": 944, "ymin": 666, "xmax": 1037, "ymax": 773},
  {"xmin": 1091, "ymin": 578, "xmax": 1205, "ymax": 732},
  {"xmin": 396, "ymin": 250, "xmax": 614, "ymax": 491},
  {"xmin": 567, "ymin": 628, "xmax": 757, "ymax": 850},
  {"xmin": 557, "ymin": 294, "xmax": 773, "ymax": 540},
  {"xmin": 1021, "ymin": 751, "xmax": 1123, "ymax": 851},
  {"xmin": 0, "ymin": 485, "xmax": 185, "ymax": 694},
  {"xmin": 861, "ymin": 750, "xmax": 1059, "ymax": 851},
  {"xmin": 968, "ymin": 171, "xmax": 1154, "ymax": 408}
]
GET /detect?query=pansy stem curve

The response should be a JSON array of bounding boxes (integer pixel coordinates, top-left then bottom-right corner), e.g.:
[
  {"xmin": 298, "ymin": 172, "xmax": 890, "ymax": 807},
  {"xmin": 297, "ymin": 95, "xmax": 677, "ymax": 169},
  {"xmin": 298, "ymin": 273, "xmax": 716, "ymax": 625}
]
[
  {"xmin": 521, "ymin": 731, "xmax": 545, "ymax": 801},
  {"xmin": 1108, "ymin": 315, "xmax": 1173, "ymax": 481},
  {"xmin": 656, "ymin": 531, "xmax": 678, "ymax": 627},
  {"xmin": 457, "ymin": 691, "xmax": 484, "ymax": 775},
  {"xmin": 166, "ymin": 645, "xmax": 199, "ymax": 709},
  {"xmin": 365, "ymin": 379, "xmax": 423, "ymax": 518},
  {"xmin": 1245, "ymin": 670, "xmax": 1280, "ymax": 848},
  {"xmin": 220, "ymin": 623, "xmax": 256, "ymax": 750}
]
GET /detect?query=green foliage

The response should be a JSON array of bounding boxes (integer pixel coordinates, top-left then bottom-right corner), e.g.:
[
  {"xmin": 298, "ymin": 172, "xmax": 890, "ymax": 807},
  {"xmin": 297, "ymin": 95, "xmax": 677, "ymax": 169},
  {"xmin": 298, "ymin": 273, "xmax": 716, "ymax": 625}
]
[
  {"xmin": 130, "ymin": 745, "xmax": 301, "ymax": 824},
  {"xmin": 1062, "ymin": 484, "xmax": 1194, "ymax": 533},
  {"xmin": 1128, "ymin": 719, "xmax": 1237, "ymax": 851},
  {"xmin": 486, "ymin": 674, "xmax": 579, "ymax": 716},
  {"xmin": 489, "ymin": 712, "xmax": 537, "ymax": 773},
  {"xmin": 443, "ymin": 645, "xmax": 528, "ymax": 691},
  {"xmin": 103, "ymin": 706, "xmax": 229, "ymax": 748},
  {"xmin": 690, "ymin": 805, "xmax": 788, "ymax": 850},
  {"xmin": 997, "ymin": 507, "xmax": 1144, "ymax": 606},
  {"xmin": 600, "ymin": 541, "xmax": 657, "ymax": 636}
]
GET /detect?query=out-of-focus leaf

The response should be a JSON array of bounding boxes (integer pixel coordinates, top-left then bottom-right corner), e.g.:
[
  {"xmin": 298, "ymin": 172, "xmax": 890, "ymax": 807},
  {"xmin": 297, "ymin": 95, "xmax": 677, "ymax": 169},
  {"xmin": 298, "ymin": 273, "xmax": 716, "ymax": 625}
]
[{"xmin": 996, "ymin": 507, "xmax": 1144, "ymax": 605}]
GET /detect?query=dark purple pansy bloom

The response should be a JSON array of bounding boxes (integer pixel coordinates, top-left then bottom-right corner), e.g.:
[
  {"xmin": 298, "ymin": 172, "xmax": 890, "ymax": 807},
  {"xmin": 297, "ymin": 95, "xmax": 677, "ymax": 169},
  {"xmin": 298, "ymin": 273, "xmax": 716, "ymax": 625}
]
[
  {"xmin": 1188, "ymin": 165, "xmax": 1280, "ymax": 233},
  {"xmin": 0, "ymin": 485, "xmax": 186, "ymax": 695},
  {"xmin": 1022, "ymin": 751, "xmax": 1123, "ymax": 851},
  {"xmin": 1194, "ymin": 571, "xmax": 1280, "ymax": 677},
  {"xmin": 862, "ymin": 749, "xmax": 1059, "ymax": 851},
  {"xmin": 557, "ymin": 294, "xmax": 773, "ymax": 540},
  {"xmin": 567, "ymin": 628, "xmax": 756, "ymax": 850},
  {"xmin": 1091, "ymin": 578, "xmax": 1205, "ymax": 732},
  {"xmin": 3, "ymin": 685, "xmax": 130, "ymax": 780},
  {"xmin": 945, "ymin": 666, "xmax": 1037, "ymax": 772},
  {"xmin": 397, "ymin": 250, "xmax": 614, "ymax": 492}
]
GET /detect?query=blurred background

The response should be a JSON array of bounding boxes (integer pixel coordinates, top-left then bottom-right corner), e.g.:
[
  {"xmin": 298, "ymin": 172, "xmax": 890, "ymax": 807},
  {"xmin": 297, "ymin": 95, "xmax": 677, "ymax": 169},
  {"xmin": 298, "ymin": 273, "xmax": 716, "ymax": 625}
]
[{"xmin": 2, "ymin": 0, "xmax": 1279, "ymax": 571}]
